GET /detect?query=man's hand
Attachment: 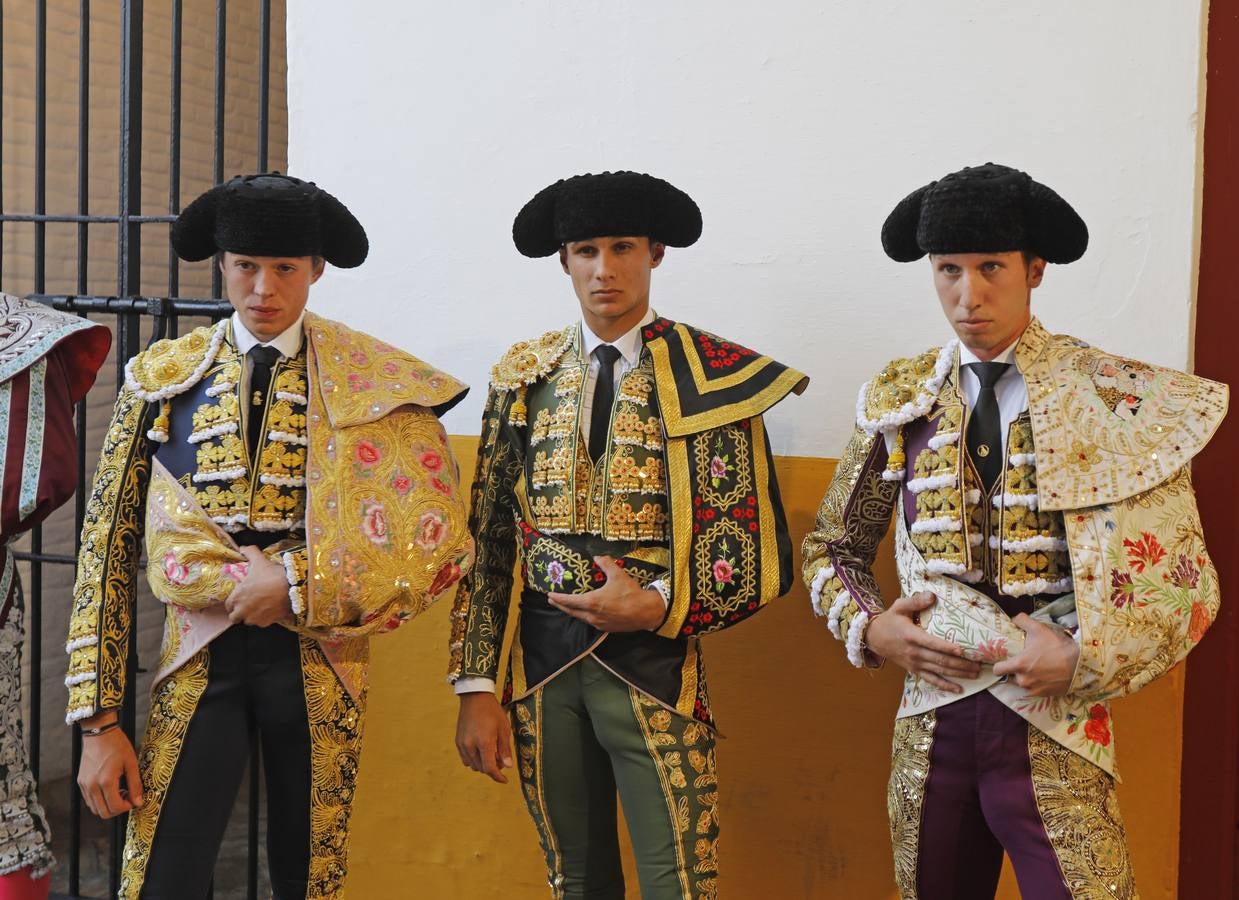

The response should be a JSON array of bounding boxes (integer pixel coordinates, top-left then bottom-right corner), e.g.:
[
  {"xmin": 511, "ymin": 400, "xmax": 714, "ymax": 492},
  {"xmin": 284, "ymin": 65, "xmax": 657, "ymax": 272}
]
[
  {"xmin": 224, "ymin": 546, "xmax": 292, "ymax": 627},
  {"xmin": 992, "ymin": 613, "xmax": 1079, "ymax": 697},
  {"xmin": 455, "ymin": 692, "xmax": 513, "ymax": 784},
  {"xmin": 77, "ymin": 713, "xmax": 144, "ymax": 819},
  {"xmin": 546, "ymin": 556, "xmax": 666, "ymax": 632},
  {"xmin": 864, "ymin": 591, "xmax": 981, "ymax": 693}
]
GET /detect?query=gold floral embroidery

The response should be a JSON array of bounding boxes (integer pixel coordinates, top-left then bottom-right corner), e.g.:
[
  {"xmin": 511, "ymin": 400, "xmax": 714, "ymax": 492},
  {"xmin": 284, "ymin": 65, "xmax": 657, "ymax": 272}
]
[
  {"xmin": 511, "ymin": 693, "xmax": 565, "ymax": 899},
  {"xmin": 888, "ymin": 712, "xmax": 934, "ymax": 900},
  {"xmin": 631, "ymin": 690, "xmax": 719, "ymax": 900},
  {"xmin": 1028, "ymin": 726, "xmax": 1135, "ymax": 900},
  {"xmin": 119, "ymin": 650, "xmax": 210, "ymax": 898}
]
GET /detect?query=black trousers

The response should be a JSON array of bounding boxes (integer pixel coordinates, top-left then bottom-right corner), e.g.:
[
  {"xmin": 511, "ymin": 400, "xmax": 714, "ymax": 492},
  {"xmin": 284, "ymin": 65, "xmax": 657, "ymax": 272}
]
[{"xmin": 139, "ymin": 624, "xmax": 311, "ymax": 900}]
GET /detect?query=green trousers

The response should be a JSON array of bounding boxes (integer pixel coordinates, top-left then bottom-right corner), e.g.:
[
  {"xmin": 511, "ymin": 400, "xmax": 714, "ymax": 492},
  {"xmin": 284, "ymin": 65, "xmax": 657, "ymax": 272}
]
[{"xmin": 511, "ymin": 656, "xmax": 720, "ymax": 900}]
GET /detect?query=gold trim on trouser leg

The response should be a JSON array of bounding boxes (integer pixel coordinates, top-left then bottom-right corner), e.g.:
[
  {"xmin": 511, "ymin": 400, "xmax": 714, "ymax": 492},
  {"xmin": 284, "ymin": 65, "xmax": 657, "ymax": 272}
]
[
  {"xmin": 630, "ymin": 689, "xmax": 719, "ymax": 900},
  {"xmin": 300, "ymin": 638, "xmax": 368, "ymax": 899},
  {"xmin": 1028, "ymin": 728, "xmax": 1136, "ymax": 900},
  {"xmin": 888, "ymin": 711, "xmax": 936, "ymax": 900},
  {"xmin": 512, "ymin": 692, "xmax": 565, "ymax": 899},
  {"xmin": 119, "ymin": 649, "xmax": 211, "ymax": 898}
]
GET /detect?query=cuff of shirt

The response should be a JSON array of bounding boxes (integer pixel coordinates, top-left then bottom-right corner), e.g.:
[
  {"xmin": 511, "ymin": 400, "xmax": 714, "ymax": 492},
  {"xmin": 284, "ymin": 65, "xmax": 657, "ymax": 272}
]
[
  {"xmin": 453, "ymin": 676, "xmax": 497, "ymax": 695},
  {"xmin": 649, "ymin": 579, "xmax": 671, "ymax": 631}
]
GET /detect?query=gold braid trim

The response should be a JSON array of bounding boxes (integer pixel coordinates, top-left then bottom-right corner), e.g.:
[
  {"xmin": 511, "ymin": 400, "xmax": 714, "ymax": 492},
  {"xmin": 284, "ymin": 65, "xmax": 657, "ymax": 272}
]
[
  {"xmin": 1028, "ymin": 726, "xmax": 1136, "ymax": 900},
  {"xmin": 887, "ymin": 712, "xmax": 935, "ymax": 900},
  {"xmin": 118, "ymin": 650, "xmax": 210, "ymax": 898},
  {"xmin": 302, "ymin": 637, "xmax": 367, "ymax": 898}
]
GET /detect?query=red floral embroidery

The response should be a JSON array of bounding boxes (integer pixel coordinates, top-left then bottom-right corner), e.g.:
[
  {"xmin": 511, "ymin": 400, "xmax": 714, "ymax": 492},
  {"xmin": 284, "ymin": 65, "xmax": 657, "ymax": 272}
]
[
  {"xmin": 360, "ymin": 501, "xmax": 390, "ymax": 546},
  {"xmin": 431, "ymin": 476, "xmax": 453, "ymax": 496},
  {"xmin": 420, "ymin": 450, "xmax": 444, "ymax": 473},
  {"xmin": 1083, "ymin": 704, "xmax": 1111, "ymax": 747},
  {"xmin": 1123, "ymin": 532, "xmax": 1166, "ymax": 574},
  {"xmin": 712, "ymin": 558, "xmax": 734, "ymax": 586},
  {"xmin": 429, "ymin": 562, "xmax": 463, "ymax": 597},
  {"xmin": 1109, "ymin": 570, "xmax": 1135, "ymax": 608},
  {"xmin": 1188, "ymin": 601, "xmax": 1212, "ymax": 643},
  {"xmin": 416, "ymin": 511, "xmax": 447, "ymax": 553},
  {"xmin": 391, "ymin": 473, "xmax": 413, "ymax": 495},
  {"xmin": 355, "ymin": 440, "xmax": 381, "ymax": 467}
]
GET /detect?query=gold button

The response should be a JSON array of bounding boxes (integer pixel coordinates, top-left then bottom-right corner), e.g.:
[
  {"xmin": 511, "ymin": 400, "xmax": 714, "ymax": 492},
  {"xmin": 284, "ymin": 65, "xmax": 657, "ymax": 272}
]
[{"xmin": 977, "ymin": 444, "xmax": 990, "ymax": 458}]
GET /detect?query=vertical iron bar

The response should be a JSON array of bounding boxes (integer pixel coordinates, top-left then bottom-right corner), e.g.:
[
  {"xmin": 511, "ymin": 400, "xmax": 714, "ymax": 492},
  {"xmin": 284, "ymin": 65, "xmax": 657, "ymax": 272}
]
[
  {"xmin": 258, "ymin": 0, "xmax": 270, "ymax": 172},
  {"xmin": 168, "ymin": 0, "xmax": 182, "ymax": 317},
  {"xmin": 71, "ymin": 7, "xmax": 91, "ymax": 888},
  {"xmin": 35, "ymin": 0, "xmax": 47, "ymax": 293},
  {"xmin": 115, "ymin": 0, "xmax": 145, "ymax": 893},
  {"xmin": 211, "ymin": 0, "xmax": 226, "ymax": 300}
]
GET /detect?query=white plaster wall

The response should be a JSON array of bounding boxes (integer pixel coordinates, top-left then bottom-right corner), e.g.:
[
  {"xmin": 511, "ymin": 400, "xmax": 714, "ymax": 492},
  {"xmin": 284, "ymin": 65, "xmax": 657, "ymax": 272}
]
[{"xmin": 286, "ymin": 1, "xmax": 1204, "ymax": 456}]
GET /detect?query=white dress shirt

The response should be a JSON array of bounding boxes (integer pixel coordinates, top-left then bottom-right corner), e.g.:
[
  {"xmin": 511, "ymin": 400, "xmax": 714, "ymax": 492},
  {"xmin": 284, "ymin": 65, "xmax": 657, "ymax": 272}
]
[
  {"xmin": 958, "ymin": 339, "xmax": 1028, "ymax": 440},
  {"xmin": 232, "ymin": 311, "xmax": 306, "ymax": 441}
]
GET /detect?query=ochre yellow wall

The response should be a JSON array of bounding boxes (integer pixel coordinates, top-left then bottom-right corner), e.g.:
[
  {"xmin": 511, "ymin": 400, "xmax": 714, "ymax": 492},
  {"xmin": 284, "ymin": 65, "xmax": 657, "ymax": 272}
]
[{"xmin": 345, "ymin": 439, "xmax": 1184, "ymax": 899}]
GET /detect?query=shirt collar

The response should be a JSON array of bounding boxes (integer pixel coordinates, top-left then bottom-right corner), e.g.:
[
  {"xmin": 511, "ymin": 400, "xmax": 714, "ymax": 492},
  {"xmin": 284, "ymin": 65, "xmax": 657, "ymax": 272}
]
[
  {"xmin": 580, "ymin": 307, "xmax": 655, "ymax": 368},
  {"xmin": 232, "ymin": 311, "xmax": 306, "ymax": 359},
  {"xmin": 959, "ymin": 334, "xmax": 1020, "ymax": 370}
]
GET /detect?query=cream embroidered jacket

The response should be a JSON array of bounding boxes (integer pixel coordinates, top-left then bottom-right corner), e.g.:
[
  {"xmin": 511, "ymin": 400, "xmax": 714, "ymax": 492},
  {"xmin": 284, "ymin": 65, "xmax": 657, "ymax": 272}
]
[{"xmin": 802, "ymin": 317, "xmax": 1227, "ymax": 774}]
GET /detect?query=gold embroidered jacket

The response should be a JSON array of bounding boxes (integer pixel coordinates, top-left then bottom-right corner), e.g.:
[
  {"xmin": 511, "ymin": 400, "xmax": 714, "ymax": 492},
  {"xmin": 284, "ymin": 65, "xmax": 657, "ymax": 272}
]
[
  {"xmin": 449, "ymin": 317, "xmax": 807, "ymax": 725},
  {"xmin": 66, "ymin": 312, "xmax": 472, "ymax": 723},
  {"xmin": 802, "ymin": 317, "xmax": 1227, "ymax": 773}
]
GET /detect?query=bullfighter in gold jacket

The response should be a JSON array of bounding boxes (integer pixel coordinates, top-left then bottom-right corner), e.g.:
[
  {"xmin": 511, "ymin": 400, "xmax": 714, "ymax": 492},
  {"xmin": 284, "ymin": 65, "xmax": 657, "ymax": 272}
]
[
  {"xmin": 65, "ymin": 174, "xmax": 473, "ymax": 899},
  {"xmin": 802, "ymin": 163, "xmax": 1227, "ymax": 899}
]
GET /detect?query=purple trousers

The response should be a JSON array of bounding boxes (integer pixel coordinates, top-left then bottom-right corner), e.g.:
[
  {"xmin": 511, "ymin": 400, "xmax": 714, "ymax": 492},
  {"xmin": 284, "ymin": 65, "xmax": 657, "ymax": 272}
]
[{"xmin": 890, "ymin": 691, "xmax": 1135, "ymax": 900}]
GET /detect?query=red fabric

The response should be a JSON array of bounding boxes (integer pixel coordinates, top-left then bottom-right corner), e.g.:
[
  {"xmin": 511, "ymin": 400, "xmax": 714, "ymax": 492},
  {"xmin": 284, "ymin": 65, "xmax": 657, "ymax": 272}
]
[{"xmin": 0, "ymin": 868, "xmax": 50, "ymax": 900}]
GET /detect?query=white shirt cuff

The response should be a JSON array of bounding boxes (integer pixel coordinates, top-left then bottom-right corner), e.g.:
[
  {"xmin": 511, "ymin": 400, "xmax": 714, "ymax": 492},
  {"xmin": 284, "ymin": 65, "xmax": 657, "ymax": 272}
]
[
  {"xmin": 648, "ymin": 579, "xmax": 671, "ymax": 631},
  {"xmin": 453, "ymin": 676, "xmax": 497, "ymax": 695}
]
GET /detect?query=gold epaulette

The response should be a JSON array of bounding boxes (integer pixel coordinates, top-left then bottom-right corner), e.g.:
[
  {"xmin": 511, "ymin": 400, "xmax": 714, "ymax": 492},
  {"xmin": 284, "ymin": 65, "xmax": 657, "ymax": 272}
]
[
  {"xmin": 856, "ymin": 344, "xmax": 954, "ymax": 434},
  {"xmin": 123, "ymin": 322, "xmax": 226, "ymax": 402},
  {"xmin": 490, "ymin": 327, "xmax": 574, "ymax": 392}
]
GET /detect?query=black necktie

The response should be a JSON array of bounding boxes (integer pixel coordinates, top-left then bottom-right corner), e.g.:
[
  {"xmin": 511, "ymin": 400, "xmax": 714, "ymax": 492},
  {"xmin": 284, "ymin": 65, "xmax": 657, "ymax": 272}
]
[
  {"xmin": 966, "ymin": 362, "xmax": 1010, "ymax": 493},
  {"xmin": 247, "ymin": 344, "xmax": 282, "ymax": 457},
  {"xmin": 589, "ymin": 345, "xmax": 622, "ymax": 463}
]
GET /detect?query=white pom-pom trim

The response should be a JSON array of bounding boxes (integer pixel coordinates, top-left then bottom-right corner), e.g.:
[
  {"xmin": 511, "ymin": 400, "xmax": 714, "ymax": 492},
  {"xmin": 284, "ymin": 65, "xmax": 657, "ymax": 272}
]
[
  {"xmin": 205, "ymin": 380, "xmax": 235, "ymax": 398},
  {"xmin": 283, "ymin": 551, "xmax": 304, "ymax": 616},
  {"xmin": 968, "ymin": 532, "xmax": 984, "ymax": 547},
  {"xmin": 906, "ymin": 473, "xmax": 958, "ymax": 494},
  {"xmin": 268, "ymin": 430, "xmax": 308, "ymax": 446},
  {"xmin": 64, "ymin": 672, "xmax": 97, "ymax": 687},
  {"xmin": 1001, "ymin": 576, "xmax": 1073, "ymax": 597},
  {"xmin": 1008, "ymin": 452, "xmax": 1036, "ymax": 467},
  {"xmin": 911, "ymin": 516, "xmax": 962, "ymax": 534},
  {"xmin": 259, "ymin": 474, "xmax": 307, "ymax": 487},
  {"xmin": 993, "ymin": 492, "xmax": 1039, "ymax": 510},
  {"xmin": 188, "ymin": 421, "xmax": 239, "ymax": 444},
  {"xmin": 275, "ymin": 391, "xmax": 308, "ymax": 405},
  {"xmin": 193, "ymin": 467, "xmax": 247, "ymax": 484},
  {"xmin": 965, "ymin": 490, "xmax": 981, "ymax": 504},
  {"xmin": 926, "ymin": 559, "xmax": 968, "ymax": 575},
  {"xmin": 65, "ymin": 635, "xmax": 98, "ymax": 653},
  {"xmin": 826, "ymin": 590, "xmax": 852, "ymax": 639},
  {"xmin": 882, "ymin": 468, "xmax": 906, "ymax": 482},
  {"xmin": 989, "ymin": 535, "xmax": 1068, "ymax": 553},
  {"xmin": 252, "ymin": 518, "xmax": 299, "ymax": 532},
  {"xmin": 146, "ymin": 427, "xmax": 169, "ymax": 443},
  {"xmin": 66, "ymin": 706, "xmax": 97, "ymax": 725},
  {"xmin": 845, "ymin": 611, "xmax": 871, "ymax": 668},
  {"xmin": 809, "ymin": 566, "xmax": 835, "ymax": 616},
  {"xmin": 856, "ymin": 342, "xmax": 957, "ymax": 435},
  {"xmin": 957, "ymin": 569, "xmax": 986, "ymax": 584},
  {"xmin": 928, "ymin": 431, "xmax": 961, "ymax": 451}
]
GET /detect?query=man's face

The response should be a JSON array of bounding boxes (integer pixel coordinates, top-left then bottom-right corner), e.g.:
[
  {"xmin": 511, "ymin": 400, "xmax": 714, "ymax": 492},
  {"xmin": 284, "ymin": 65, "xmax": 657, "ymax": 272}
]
[
  {"xmin": 219, "ymin": 252, "xmax": 323, "ymax": 341},
  {"xmin": 931, "ymin": 251, "xmax": 1044, "ymax": 359},
  {"xmin": 559, "ymin": 236, "xmax": 664, "ymax": 327}
]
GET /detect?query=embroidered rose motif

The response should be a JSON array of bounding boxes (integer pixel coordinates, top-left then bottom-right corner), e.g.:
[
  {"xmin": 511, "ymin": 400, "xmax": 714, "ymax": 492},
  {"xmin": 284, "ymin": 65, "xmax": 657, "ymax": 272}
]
[
  {"xmin": 382, "ymin": 361, "xmax": 400, "ymax": 377},
  {"xmin": 1123, "ymin": 531, "xmax": 1166, "ymax": 574},
  {"xmin": 349, "ymin": 349, "xmax": 370, "ymax": 367},
  {"xmin": 1083, "ymin": 704, "xmax": 1111, "ymax": 747},
  {"xmin": 1188, "ymin": 601, "xmax": 1212, "ymax": 643},
  {"xmin": 221, "ymin": 562, "xmax": 249, "ymax": 583},
  {"xmin": 391, "ymin": 472, "xmax": 413, "ymax": 495},
  {"xmin": 546, "ymin": 560, "xmax": 567, "ymax": 589},
  {"xmin": 429, "ymin": 562, "xmax": 463, "ymax": 597},
  {"xmin": 162, "ymin": 551, "xmax": 200, "ymax": 587},
  {"xmin": 712, "ymin": 558, "xmax": 734, "ymax": 588},
  {"xmin": 356, "ymin": 440, "xmax": 381, "ymax": 468},
  {"xmin": 1170, "ymin": 554, "xmax": 1200, "ymax": 589},
  {"xmin": 416, "ymin": 511, "xmax": 447, "ymax": 553},
  {"xmin": 1109, "ymin": 570, "xmax": 1135, "ymax": 608},
  {"xmin": 420, "ymin": 450, "xmax": 444, "ymax": 473},
  {"xmin": 431, "ymin": 476, "xmax": 453, "ymax": 497},
  {"xmin": 971, "ymin": 638, "xmax": 1009, "ymax": 664},
  {"xmin": 361, "ymin": 501, "xmax": 390, "ymax": 547},
  {"xmin": 347, "ymin": 373, "xmax": 374, "ymax": 393}
]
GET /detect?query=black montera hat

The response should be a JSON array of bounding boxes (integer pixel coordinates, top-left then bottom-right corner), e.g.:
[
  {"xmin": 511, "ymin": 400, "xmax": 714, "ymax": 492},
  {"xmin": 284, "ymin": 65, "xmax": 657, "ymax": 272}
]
[
  {"xmin": 171, "ymin": 173, "xmax": 369, "ymax": 268},
  {"xmin": 513, "ymin": 171, "xmax": 702, "ymax": 258},
  {"xmin": 881, "ymin": 163, "xmax": 1088, "ymax": 264}
]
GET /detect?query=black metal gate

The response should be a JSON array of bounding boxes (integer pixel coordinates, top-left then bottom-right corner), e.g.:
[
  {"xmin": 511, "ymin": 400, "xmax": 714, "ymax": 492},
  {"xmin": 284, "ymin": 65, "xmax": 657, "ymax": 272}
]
[{"xmin": 0, "ymin": 2, "xmax": 283, "ymax": 897}]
